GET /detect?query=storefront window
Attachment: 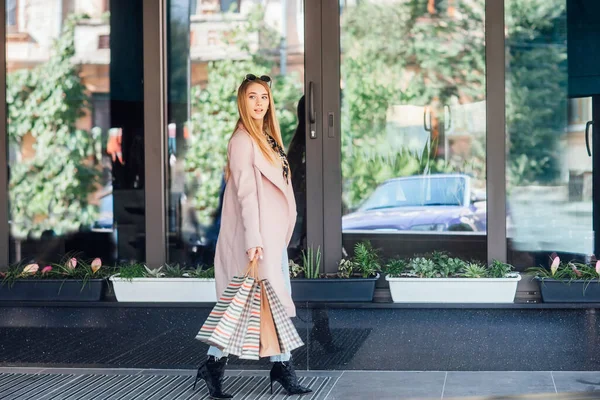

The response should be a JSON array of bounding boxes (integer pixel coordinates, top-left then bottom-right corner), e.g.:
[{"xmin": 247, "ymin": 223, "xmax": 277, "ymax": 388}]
[
  {"xmin": 340, "ymin": 0, "xmax": 487, "ymax": 261},
  {"xmin": 166, "ymin": 0, "xmax": 306, "ymax": 267},
  {"xmin": 505, "ymin": 0, "xmax": 593, "ymax": 269},
  {"xmin": 6, "ymin": 1, "xmax": 145, "ymax": 265}
]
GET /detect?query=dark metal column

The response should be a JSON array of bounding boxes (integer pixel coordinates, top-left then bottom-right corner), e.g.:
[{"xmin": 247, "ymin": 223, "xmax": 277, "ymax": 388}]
[
  {"xmin": 0, "ymin": 0, "xmax": 8, "ymax": 269},
  {"xmin": 321, "ymin": 0, "xmax": 342, "ymax": 272},
  {"xmin": 304, "ymin": 1, "xmax": 325, "ymax": 270}
]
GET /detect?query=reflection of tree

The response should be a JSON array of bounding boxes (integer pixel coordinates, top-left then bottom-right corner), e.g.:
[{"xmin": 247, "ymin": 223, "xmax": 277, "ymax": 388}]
[
  {"xmin": 341, "ymin": 0, "xmax": 486, "ymax": 210},
  {"xmin": 505, "ymin": 0, "xmax": 567, "ymax": 186},
  {"xmin": 184, "ymin": 6, "xmax": 301, "ymax": 225},
  {"xmin": 341, "ymin": 0, "xmax": 567, "ymax": 209},
  {"xmin": 7, "ymin": 15, "xmax": 101, "ymax": 238}
]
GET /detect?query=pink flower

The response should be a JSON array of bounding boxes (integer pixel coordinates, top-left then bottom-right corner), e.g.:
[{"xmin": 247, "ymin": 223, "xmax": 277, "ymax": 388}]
[
  {"xmin": 22, "ymin": 264, "xmax": 39, "ymax": 275},
  {"xmin": 68, "ymin": 258, "xmax": 77, "ymax": 270},
  {"xmin": 91, "ymin": 258, "xmax": 102, "ymax": 274},
  {"xmin": 0, "ymin": 272, "xmax": 6, "ymax": 279},
  {"xmin": 550, "ymin": 256, "xmax": 560, "ymax": 276},
  {"xmin": 41, "ymin": 266, "xmax": 52, "ymax": 275},
  {"xmin": 596, "ymin": 260, "xmax": 600, "ymax": 276}
]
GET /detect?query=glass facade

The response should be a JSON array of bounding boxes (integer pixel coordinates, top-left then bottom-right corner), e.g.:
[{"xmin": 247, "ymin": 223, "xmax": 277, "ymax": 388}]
[
  {"xmin": 5, "ymin": 2, "xmax": 600, "ymax": 396},
  {"xmin": 1, "ymin": 0, "xmax": 599, "ymax": 303},
  {"xmin": 6, "ymin": 0, "xmax": 145, "ymax": 266},
  {"xmin": 165, "ymin": 0, "xmax": 306, "ymax": 269},
  {"xmin": 339, "ymin": 0, "xmax": 487, "ymax": 262}
]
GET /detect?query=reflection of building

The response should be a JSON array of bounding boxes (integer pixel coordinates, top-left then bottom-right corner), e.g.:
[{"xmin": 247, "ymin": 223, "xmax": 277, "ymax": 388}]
[{"xmin": 7, "ymin": 0, "xmax": 304, "ymax": 134}]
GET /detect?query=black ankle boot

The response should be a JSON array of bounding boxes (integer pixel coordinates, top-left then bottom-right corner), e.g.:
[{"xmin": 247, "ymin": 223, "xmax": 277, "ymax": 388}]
[
  {"xmin": 270, "ymin": 360, "xmax": 312, "ymax": 395},
  {"xmin": 193, "ymin": 356, "xmax": 233, "ymax": 399}
]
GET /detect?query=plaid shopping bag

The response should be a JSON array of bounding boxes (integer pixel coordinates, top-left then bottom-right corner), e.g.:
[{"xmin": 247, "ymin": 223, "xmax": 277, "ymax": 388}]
[
  {"xmin": 223, "ymin": 280, "xmax": 261, "ymax": 360},
  {"xmin": 262, "ymin": 280, "xmax": 304, "ymax": 353},
  {"xmin": 196, "ymin": 261, "xmax": 259, "ymax": 349}
]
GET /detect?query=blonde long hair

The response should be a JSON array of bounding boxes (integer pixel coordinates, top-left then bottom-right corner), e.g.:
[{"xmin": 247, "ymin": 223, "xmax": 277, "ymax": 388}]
[{"xmin": 225, "ymin": 78, "xmax": 284, "ymax": 181}]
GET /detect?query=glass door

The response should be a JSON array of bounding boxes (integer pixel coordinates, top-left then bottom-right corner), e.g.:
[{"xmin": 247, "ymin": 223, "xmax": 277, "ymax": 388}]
[
  {"xmin": 164, "ymin": 0, "xmax": 324, "ymax": 268},
  {"xmin": 322, "ymin": 0, "xmax": 488, "ymax": 270},
  {"xmin": 505, "ymin": 0, "xmax": 600, "ymax": 270}
]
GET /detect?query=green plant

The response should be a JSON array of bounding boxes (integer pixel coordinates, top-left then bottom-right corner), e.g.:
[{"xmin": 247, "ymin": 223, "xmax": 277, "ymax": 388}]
[
  {"xmin": 302, "ymin": 246, "xmax": 322, "ymax": 279},
  {"xmin": 288, "ymin": 260, "xmax": 303, "ymax": 279},
  {"xmin": 527, "ymin": 256, "xmax": 600, "ymax": 282},
  {"xmin": 409, "ymin": 257, "xmax": 438, "ymax": 278},
  {"xmin": 384, "ymin": 258, "xmax": 409, "ymax": 278},
  {"xmin": 162, "ymin": 264, "xmax": 186, "ymax": 278},
  {"xmin": 188, "ymin": 267, "xmax": 215, "ymax": 279},
  {"xmin": 488, "ymin": 260, "xmax": 515, "ymax": 278},
  {"xmin": 337, "ymin": 258, "xmax": 356, "ymax": 278},
  {"xmin": 428, "ymin": 251, "xmax": 466, "ymax": 277},
  {"xmin": 116, "ymin": 263, "xmax": 148, "ymax": 280},
  {"xmin": 461, "ymin": 262, "xmax": 488, "ymax": 278},
  {"xmin": 352, "ymin": 241, "xmax": 381, "ymax": 278}
]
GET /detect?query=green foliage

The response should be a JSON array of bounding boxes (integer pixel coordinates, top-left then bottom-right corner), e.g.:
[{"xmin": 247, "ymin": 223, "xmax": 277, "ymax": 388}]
[
  {"xmin": 408, "ymin": 257, "xmax": 438, "ymax": 278},
  {"xmin": 527, "ymin": 260, "xmax": 599, "ymax": 282},
  {"xmin": 288, "ymin": 260, "xmax": 303, "ymax": 278},
  {"xmin": 430, "ymin": 251, "xmax": 468, "ymax": 278},
  {"xmin": 7, "ymin": 15, "xmax": 101, "ymax": 238},
  {"xmin": 505, "ymin": 0, "xmax": 567, "ymax": 185},
  {"xmin": 385, "ymin": 252, "xmax": 516, "ymax": 279},
  {"xmin": 117, "ymin": 264, "xmax": 149, "ymax": 280},
  {"xmin": 352, "ymin": 241, "xmax": 381, "ymax": 278},
  {"xmin": 337, "ymin": 258, "xmax": 356, "ymax": 279},
  {"xmin": 302, "ymin": 246, "xmax": 322, "ymax": 279},
  {"xmin": 384, "ymin": 258, "xmax": 409, "ymax": 278},
  {"xmin": 188, "ymin": 266, "xmax": 215, "ymax": 279},
  {"xmin": 461, "ymin": 262, "xmax": 488, "ymax": 278},
  {"xmin": 487, "ymin": 260, "xmax": 515, "ymax": 279},
  {"xmin": 340, "ymin": 0, "xmax": 486, "ymax": 209}
]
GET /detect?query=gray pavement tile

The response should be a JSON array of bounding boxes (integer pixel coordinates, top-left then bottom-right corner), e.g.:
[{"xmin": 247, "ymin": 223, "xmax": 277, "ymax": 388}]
[
  {"xmin": 551, "ymin": 371, "xmax": 600, "ymax": 394},
  {"xmin": 325, "ymin": 371, "xmax": 446, "ymax": 400},
  {"xmin": 442, "ymin": 372, "xmax": 556, "ymax": 398}
]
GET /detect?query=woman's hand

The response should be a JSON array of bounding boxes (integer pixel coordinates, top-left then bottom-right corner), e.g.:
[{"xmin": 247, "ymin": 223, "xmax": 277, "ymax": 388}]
[{"xmin": 247, "ymin": 247, "xmax": 263, "ymax": 261}]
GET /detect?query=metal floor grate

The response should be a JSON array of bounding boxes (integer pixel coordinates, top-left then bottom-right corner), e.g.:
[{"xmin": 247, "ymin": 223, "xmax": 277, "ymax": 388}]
[{"xmin": 0, "ymin": 372, "xmax": 333, "ymax": 400}]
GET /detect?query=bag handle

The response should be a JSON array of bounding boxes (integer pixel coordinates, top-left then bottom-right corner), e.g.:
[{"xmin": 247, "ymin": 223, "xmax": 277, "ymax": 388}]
[{"xmin": 245, "ymin": 258, "xmax": 259, "ymax": 279}]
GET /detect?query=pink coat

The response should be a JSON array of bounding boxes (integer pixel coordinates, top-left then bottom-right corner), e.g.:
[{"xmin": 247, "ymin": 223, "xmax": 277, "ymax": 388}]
[{"xmin": 214, "ymin": 129, "xmax": 297, "ymax": 317}]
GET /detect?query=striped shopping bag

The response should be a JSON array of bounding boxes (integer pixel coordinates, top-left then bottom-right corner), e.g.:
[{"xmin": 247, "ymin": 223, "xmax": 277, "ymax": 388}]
[
  {"xmin": 222, "ymin": 280, "xmax": 261, "ymax": 360},
  {"xmin": 195, "ymin": 260, "xmax": 258, "ymax": 350},
  {"xmin": 262, "ymin": 280, "xmax": 305, "ymax": 353}
]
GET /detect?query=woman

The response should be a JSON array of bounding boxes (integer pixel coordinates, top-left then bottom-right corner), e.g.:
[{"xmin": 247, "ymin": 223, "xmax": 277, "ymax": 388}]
[{"xmin": 194, "ymin": 74, "xmax": 312, "ymax": 399}]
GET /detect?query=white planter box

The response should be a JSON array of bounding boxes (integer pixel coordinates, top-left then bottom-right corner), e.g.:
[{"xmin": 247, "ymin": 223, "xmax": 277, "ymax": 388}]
[
  {"xmin": 109, "ymin": 276, "xmax": 217, "ymax": 302},
  {"xmin": 386, "ymin": 275, "xmax": 521, "ymax": 303}
]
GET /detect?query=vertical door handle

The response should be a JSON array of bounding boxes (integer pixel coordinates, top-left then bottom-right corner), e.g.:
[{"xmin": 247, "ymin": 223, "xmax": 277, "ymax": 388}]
[
  {"xmin": 309, "ymin": 81, "xmax": 317, "ymax": 139},
  {"xmin": 586, "ymin": 120, "xmax": 594, "ymax": 157},
  {"xmin": 423, "ymin": 106, "xmax": 431, "ymax": 132}
]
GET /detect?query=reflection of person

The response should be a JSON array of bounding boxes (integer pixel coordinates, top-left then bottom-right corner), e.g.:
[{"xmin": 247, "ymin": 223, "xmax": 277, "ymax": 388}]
[
  {"xmin": 287, "ymin": 95, "xmax": 341, "ymax": 353},
  {"xmin": 287, "ymin": 95, "xmax": 306, "ymax": 262},
  {"xmin": 194, "ymin": 75, "xmax": 311, "ymax": 398}
]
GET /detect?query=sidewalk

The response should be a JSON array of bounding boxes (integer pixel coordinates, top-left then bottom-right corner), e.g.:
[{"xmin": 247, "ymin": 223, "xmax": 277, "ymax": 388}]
[{"xmin": 1, "ymin": 368, "xmax": 600, "ymax": 400}]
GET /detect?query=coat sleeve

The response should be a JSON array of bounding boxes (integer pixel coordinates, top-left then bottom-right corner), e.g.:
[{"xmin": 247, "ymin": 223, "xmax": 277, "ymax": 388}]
[{"xmin": 228, "ymin": 132, "xmax": 263, "ymax": 252}]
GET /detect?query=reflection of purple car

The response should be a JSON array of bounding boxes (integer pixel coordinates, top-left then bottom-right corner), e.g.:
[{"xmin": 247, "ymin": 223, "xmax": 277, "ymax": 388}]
[{"xmin": 342, "ymin": 174, "xmax": 486, "ymax": 233}]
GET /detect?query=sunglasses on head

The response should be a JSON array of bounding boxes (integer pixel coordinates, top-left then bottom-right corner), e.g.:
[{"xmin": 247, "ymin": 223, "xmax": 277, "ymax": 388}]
[{"xmin": 244, "ymin": 74, "xmax": 272, "ymax": 87}]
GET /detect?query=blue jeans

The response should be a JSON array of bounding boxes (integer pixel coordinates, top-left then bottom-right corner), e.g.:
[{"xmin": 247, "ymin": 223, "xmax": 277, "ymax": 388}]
[{"xmin": 208, "ymin": 248, "xmax": 292, "ymax": 362}]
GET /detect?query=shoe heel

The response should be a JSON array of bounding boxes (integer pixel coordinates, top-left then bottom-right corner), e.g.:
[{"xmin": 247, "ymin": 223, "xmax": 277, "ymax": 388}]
[{"xmin": 192, "ymin": 367, "xmax": 202, "ymax": 391}]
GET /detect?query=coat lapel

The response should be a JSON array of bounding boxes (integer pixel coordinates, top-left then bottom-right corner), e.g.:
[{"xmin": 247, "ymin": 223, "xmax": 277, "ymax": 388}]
[{"xmin": 252, "ymin": 142, "xmax": 290, "ymax": 198}]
